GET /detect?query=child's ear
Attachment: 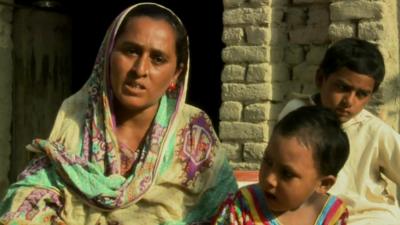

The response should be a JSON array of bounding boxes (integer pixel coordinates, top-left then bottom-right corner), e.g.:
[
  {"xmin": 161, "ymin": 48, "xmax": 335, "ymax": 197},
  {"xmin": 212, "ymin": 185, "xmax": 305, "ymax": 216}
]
[
  {"xmin": 315, "ymin": 69, "xmax": 324, "ymax": 88},
  {"xmin": 315, "ymin": 175, "xmax": 336, "ymax": 194}
]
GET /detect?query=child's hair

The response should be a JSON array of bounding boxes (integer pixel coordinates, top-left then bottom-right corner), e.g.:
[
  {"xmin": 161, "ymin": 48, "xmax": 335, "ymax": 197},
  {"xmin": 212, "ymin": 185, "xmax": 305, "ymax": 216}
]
[
  {"xmin": 273, "ymin": 106, "xmax": 349, "ymax": 176},
  {"xmin": 319, "ymin": 38, "xmax": 385, "ymax": 92}
]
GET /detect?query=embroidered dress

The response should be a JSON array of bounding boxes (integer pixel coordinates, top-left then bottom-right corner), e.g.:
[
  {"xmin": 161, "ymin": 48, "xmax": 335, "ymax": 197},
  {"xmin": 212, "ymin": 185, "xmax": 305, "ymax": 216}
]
[
  {"xmin": 279, "ymin": 95, "xmax": 400, "ymax": 224},
  {"xmin": 212, "ymin": 184, "xmax": 348, "ymax": 225},
  {"xmin": 0, "ymin": 3, "xmax": 237, "ymax": 225}
]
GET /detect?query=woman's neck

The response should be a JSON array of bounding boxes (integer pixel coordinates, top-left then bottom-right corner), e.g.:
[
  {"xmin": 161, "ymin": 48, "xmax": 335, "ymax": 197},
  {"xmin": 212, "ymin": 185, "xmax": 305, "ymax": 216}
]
[
  {"xmin": 113, "ymin": 101, "xmax": 159, "ymax": 128},
  {"xmin": 113, "ymin": 101, "xmax": 159, "ymax": 150}
]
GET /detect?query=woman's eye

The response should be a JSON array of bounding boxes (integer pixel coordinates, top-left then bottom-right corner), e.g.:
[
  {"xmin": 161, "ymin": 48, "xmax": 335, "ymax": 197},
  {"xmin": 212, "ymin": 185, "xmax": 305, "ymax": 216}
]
[
  {"xmin": 152, "ymin": 55, "xmax": 166, "ymax": 64},
  {"xmin": 124, "ymin": 48, "xmax": 137, "ymax": 55}
]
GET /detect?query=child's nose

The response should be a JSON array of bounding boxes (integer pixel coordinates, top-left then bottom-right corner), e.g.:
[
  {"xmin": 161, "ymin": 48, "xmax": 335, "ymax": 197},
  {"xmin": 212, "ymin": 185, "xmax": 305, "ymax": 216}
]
[
  {"xmin": 264, "ymin": 171, "xmax": 278, "ymax": 188},
  {"xmin": 342, "ymin": 92, "xmax": 356, "ymax": 107}
]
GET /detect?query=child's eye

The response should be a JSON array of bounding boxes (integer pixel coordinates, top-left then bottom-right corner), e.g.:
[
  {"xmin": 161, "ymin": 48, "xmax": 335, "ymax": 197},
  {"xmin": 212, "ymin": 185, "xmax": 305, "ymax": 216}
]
[
  {"xmin": 356, "ymin": 91, "xmax": 369, "ymax": 99},
  {"xmin": 336, "ymin": 83, "xmax": 349, "ymax": 92},
  {"xmin": 280, "ymin": 169, "xmax": 295, "ymax": 180}
]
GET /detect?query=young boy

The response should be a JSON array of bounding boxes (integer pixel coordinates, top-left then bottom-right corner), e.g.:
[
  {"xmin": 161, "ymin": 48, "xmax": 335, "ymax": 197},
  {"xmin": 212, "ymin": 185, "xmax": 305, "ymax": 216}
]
[
  {"xmin": 212, "ymin": 106, "xmax": 350, "ymax": 225},
  {"xmin": 279, "ymin": 38, "xmax": 400, "ymax": 224}
]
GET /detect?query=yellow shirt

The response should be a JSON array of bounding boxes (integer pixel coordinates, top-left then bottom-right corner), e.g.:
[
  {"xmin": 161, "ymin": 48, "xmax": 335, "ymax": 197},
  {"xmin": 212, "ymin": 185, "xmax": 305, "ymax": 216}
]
[{"xmin": 279, "ymin": 97, "xmax": 400, "ymax": 225}]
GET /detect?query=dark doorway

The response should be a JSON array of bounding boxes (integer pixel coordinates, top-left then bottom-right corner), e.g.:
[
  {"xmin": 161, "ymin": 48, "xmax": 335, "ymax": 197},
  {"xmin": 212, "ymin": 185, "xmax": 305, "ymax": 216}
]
[{"xmin": 71, "ymin": 0, "xmax": 223, "ymax": 131}]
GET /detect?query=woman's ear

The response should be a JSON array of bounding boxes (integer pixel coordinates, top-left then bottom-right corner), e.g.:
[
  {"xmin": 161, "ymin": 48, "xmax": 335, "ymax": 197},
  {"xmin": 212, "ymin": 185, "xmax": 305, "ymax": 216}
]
[
  {"xmin": 315, "ymin": 68, "xmax": 325, "ymax": 89},
  {"xmin": 173, "ymin": 63, "xmax": 184, "ymax": 83},
  {"xmin": 315, "ymin": 175, "xmax": 336, "ymax": 194}
]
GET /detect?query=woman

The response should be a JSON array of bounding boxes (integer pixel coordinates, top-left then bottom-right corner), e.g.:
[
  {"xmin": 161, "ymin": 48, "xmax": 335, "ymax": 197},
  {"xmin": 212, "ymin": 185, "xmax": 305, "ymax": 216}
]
[{"xmin": 0, "ymin": 3, "xmax": 237, "ymax": 224}]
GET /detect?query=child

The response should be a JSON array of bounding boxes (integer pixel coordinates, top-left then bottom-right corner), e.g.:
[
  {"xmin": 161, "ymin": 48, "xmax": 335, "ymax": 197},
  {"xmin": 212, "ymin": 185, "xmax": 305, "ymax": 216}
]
[
  {"xmin": 279, "ymin": 38, "xmax": 400, "ymax": 224},
  {"xmin": 212, "ymin": 106, "xmax": 350, "ymax": 225}
]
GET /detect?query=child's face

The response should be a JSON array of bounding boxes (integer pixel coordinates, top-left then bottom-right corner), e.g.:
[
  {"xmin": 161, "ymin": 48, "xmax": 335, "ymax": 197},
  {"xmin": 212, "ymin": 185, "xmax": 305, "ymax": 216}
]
[
  {"xmin": 317, "ymin": 67, "xmax": 375, "ymax": 122},
  {"xmin": 258, "ymin": 135, "xmax": 322, "ymax": 214}
]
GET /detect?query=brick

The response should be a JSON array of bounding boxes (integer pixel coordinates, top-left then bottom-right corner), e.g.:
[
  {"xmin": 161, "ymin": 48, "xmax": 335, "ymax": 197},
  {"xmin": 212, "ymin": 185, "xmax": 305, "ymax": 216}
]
[
  {"xmin": 269, "ymin": 103, "xmax": 284, "ymax": 121},
  {"xmin": 328, "ymin": 22, "xmax": 356, "ymax": 41},
  {"xmin": 221, "ymin": 142, "xmax": 243, "ymax": 161},
  {"xmin": 223, "ymin": 7, "xmax": 269, "ymax": 25},
  {"xmin": 220, "ymin": 101, "xmax": 243, "ymax": 121},
  {"xmin": 247, "ymin": 63, "xmax": 289, "ymax": 83},
  {"xmin": 289, "ymin": 26, "xmax": 329, "ymax": 44},
  {"xmin": 221, "ymin": 64, "xmax": 246, "ymax": 82},
  {"xmin": 270, "ymin": 8, "xmax": 285, "ymax": 25},
  {"xmin": 308, "ymin": 6, "xmax": 329, "ymax": 27},
  {"xmin": 222, "ymin": 83, "xmax": 287, "ymax": 102},
  {"xmin": 269, "ymin": 46, "xmax": 285, "ymax": 63},
  {"xmin": 271, "ymin": 64, "xmax": 290, "ymax": 82},
  {"xmin": 271, "ymin": 0, "xmax": 289, "ymax": 7},
  {"xmin": 246, "ymin": 63, "xmax": 269, "ymax": 83},
  {"xmin": 244, "ymin": 103, "xmax": 270, "ymax": 122},
  {"xmin": 222, "ymin": 27, "xmax": 244, "ymax": 45},
  {"xmin": 269, "ymin": 27, "xmax": 288, "ymax": 45},
  {"xmin": 219, "ymin": 121, "xmax": 269, "ymax": 142},
  {"xmin": 306, "ymin": 46, "xmax": 327, "ymax": 65},
  {"xmin": 246, "ymin": 26, "xmax": 268, "ymax": 45},
  {"xmin": 330, "ymin": 1, "xmax": 384, "ymax": 21},
  {"xmin": 244, "ymin": 142, "xmax": 268, "ymax": 162},
  {"xmin": 222, "ymin": 83, "xmax": 269, "ymax": 102},
  {"xmin": 249, "ymin": 0, "xmax": 269, "ymax": 7},
  {"xmin": 223, "ymin": 0, "xmax": 246, "ymax": 8},
  {"xmin": 286, "ymin": 7, "xmax": 306, "ymax": 28},
  {"xmin": 293, "ymin": 0, "xmax": 329, "ymax": 4},
  {"xmin": 222, "ymin": 46, "xmax": 269, "ymax": 63},
  {"xmin": 358, "ymin": 21, "xmax": 384, "ymax": 41},
  {"xmin": 293, "ymin": 62, "xmax": 318, "ymax": 83},
  {"xmin": 285, "ymin": 45, "xmax": 304, "ymax": 65}
]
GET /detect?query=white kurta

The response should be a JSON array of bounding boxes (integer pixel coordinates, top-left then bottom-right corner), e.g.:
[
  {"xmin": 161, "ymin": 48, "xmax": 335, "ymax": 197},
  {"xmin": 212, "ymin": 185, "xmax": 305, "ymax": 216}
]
[{"xmin": 279, "ymin": 97, "xmax": 400, "ymax": 225}]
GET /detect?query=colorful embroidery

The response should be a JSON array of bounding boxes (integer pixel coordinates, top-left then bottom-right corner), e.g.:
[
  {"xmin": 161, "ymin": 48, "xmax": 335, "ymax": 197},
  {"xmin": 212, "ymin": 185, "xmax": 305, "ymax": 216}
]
[{"xmin": 178, "ymin": 112, "xmax": 216, "ymax": 186}]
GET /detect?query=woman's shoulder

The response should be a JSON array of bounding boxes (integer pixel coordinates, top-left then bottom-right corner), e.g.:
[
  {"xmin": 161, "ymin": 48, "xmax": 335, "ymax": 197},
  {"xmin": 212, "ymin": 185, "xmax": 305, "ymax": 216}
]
[{"xmin": 180, "ymin": 104, "xmax": 213, "ymax": 121}]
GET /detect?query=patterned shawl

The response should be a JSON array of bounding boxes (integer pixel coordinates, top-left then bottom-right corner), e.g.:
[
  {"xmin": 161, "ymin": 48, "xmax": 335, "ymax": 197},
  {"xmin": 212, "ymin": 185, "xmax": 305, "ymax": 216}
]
[{"xmin": 0, "ymin": 3, "xmax": 237, "ymax": 224}]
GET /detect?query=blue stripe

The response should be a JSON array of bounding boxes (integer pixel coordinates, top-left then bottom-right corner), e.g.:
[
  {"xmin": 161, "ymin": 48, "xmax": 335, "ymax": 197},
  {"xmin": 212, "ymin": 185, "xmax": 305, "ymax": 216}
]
[{"xmin": 315, "ymin": 195, "xmax": 336, "ymax": 225}]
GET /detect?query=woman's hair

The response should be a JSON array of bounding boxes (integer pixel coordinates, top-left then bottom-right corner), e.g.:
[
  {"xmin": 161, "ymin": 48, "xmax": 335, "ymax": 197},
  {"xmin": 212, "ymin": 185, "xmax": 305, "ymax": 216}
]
[
  {"xmin": 116, "ymin": 4, "xmax": 189, "ymax": 69},
  {"xmin": 273, "ymin": 106, "xmax": 349, "ymax": 176},
  {"xmin": 319, "ymin": 37, "xmax": 385, "ymax": 92}
]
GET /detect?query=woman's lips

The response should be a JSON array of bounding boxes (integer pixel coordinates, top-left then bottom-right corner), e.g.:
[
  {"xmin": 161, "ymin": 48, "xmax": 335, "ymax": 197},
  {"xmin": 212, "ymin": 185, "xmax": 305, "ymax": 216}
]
[{"xmin": 123, "ymin": 81, "xmax": 145, "ymax": 95}]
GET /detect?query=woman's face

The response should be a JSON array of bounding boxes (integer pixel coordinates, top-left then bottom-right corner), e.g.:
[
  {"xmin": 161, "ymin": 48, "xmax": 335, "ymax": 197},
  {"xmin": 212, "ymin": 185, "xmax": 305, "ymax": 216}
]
[{"xmin": 110, "ymin": 16, "xmax": 182, "ymax": 112}]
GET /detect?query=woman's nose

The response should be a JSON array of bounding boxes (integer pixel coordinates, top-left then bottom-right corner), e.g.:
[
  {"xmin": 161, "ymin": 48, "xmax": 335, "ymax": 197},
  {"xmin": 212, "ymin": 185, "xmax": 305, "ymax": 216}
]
[{"xmin": 132, "ymin": 56, "xmax": 148, "ymax": 77}]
